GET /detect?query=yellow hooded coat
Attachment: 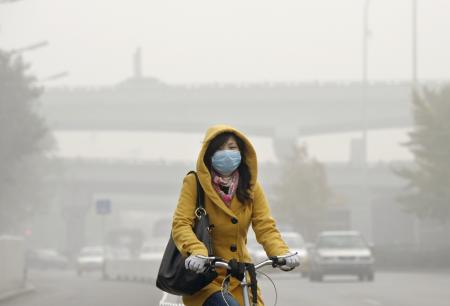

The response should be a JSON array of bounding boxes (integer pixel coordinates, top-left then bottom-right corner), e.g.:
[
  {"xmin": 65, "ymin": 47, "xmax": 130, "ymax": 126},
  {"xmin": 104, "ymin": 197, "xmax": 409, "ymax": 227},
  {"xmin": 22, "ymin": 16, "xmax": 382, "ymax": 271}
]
[{"xmin": 172, "ymin": 125, "xmax": 289, "ymax": 306}]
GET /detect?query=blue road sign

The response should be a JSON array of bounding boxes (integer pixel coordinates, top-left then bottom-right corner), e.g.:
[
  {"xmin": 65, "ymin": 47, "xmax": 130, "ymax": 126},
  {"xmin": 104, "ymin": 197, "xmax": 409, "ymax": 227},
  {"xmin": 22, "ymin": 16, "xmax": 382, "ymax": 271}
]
[{"xmin": 96, "ymin": 199, "xmax": 111, "ymax": 215}]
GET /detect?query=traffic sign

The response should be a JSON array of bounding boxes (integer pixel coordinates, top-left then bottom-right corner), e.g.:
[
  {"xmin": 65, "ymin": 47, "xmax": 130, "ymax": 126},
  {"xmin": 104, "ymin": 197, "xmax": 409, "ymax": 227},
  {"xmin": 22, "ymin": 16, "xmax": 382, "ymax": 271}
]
[{"xmin": 96, "ymin": 199, "xmax": 111, "ymax": 215}]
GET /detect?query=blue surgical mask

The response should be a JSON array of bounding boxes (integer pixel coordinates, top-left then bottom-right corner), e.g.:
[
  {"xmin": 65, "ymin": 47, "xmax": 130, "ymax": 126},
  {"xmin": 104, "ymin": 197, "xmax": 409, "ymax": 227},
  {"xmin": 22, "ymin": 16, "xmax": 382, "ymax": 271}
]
[{"xmin": 211, "ymin": 150, "xmax": 241, "ymax": 175}]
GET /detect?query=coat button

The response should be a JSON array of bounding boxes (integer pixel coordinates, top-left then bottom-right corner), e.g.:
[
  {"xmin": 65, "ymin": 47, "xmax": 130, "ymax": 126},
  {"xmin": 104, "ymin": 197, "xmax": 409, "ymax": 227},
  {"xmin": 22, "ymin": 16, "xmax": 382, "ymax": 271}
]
[
  {"xmin": 230, "ymin": 244, "xmax": 237, "ymax": 252},
  {"xmin": 231, "ymin": 217, "xmax": 238, "ymax": 224}
]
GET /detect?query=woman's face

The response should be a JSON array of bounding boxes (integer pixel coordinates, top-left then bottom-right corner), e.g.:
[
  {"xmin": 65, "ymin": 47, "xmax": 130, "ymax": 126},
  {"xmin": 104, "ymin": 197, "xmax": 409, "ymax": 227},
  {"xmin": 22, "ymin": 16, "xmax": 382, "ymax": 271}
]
[{"xmin": 219, "ymin": 136, "xmax": 240, "ymax": 152}]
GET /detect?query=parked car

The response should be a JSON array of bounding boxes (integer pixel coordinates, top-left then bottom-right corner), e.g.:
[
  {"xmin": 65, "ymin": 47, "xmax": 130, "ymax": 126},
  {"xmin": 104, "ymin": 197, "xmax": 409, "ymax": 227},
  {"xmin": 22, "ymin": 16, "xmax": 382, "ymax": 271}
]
[
  {"xmin": 309, "ymin": 231, "xmax": 374, "ymax": 282},
  {"xmin": 76, "ymin": 246, "xmax": 105, "ymax": 275},
  {"xmin": 26, "ymin": 248, "xmax": 69, "ymax": 270}
]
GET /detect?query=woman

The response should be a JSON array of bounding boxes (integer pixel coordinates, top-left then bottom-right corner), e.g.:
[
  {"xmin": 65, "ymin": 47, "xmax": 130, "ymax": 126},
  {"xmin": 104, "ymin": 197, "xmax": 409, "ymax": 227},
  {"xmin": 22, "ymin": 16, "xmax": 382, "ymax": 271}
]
[{"xmin": 172, "ymin": 125, "xmax": 300, "ymax": 306}]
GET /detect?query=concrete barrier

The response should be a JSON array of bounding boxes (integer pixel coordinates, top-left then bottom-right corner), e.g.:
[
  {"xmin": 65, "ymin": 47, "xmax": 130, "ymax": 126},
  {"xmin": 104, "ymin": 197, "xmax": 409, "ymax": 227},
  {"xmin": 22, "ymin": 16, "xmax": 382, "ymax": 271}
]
[
  {"xmin": 104, "ymin": 256, "xmax": 186, "ymax": 305},
  {"xmin": 0, "ymin": 236, "xmax": 26, "ymax": 296}
]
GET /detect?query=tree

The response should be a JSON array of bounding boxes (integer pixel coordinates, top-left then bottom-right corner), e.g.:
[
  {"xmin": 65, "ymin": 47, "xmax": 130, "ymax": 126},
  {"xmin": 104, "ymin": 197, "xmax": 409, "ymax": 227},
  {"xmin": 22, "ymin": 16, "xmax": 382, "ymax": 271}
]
[
  {"xmin": 395, "ymin": 85, "xmax": 450, "ymax": 222},
  {"xmin": 0, "ymin": 50, "xmax": 53, "ymax": 233},
  {"xmin": 273, "ymin": 145, "xmax": 331, "ymax": 241}
]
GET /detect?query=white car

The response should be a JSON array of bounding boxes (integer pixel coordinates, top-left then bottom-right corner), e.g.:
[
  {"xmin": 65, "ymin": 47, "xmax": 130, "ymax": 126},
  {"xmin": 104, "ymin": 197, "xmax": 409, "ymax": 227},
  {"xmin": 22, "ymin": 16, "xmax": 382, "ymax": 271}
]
[
  {"xmin": 76, "ymin": 246, "xmax": 105, "ymax": 275},
  {"xmin": 309, "ymin": 231, "xmax": 375, "ymax": 282}
]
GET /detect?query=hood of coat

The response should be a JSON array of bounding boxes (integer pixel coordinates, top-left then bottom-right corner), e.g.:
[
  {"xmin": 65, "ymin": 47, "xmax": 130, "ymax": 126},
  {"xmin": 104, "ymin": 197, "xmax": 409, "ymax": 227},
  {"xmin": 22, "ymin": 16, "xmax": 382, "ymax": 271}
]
[{"xmin": 196, "ymin": 124, "xmax": 258, "ymax": 206}]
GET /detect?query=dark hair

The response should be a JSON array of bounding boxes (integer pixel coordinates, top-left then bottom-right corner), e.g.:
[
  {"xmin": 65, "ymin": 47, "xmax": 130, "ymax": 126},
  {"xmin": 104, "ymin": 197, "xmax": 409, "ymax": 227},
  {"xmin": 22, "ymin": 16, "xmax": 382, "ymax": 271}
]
[{"xmin": 203, "ymin": 132, "xmax": 252, "ymax": 204}]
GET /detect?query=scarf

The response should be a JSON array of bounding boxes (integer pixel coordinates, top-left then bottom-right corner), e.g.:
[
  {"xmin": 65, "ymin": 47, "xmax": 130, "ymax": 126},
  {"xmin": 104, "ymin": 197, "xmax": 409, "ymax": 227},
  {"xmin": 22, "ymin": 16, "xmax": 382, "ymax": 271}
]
[{"xmin": 211, "ymin": 169, "xmax": 239, "ymax": 206}]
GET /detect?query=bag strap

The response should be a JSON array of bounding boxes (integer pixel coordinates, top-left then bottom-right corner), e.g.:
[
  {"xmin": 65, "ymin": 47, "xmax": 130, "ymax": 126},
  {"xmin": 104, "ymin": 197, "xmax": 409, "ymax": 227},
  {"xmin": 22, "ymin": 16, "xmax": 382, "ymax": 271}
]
[
  {"xmin": 246, "ymin": 263, "xmax": 258, "ymax": 306},
  {"xmin": 186, "ymin": 171, "xmax": 206, "ymax": 215}
]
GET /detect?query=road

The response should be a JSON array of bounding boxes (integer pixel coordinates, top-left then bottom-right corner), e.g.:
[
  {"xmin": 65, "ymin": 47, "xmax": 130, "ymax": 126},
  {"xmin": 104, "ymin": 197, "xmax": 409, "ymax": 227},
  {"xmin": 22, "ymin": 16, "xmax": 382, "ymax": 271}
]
[
  {"xmin": 259, "ymin": 271, "xmax": 450, "ymax": 306},
  {"xmin": 1, "ymin": 270, "xmax": 161, "ymax": 306},
  {"xmin": 2, "ymin": 269, "xmax": 450, "ymax": 306}
]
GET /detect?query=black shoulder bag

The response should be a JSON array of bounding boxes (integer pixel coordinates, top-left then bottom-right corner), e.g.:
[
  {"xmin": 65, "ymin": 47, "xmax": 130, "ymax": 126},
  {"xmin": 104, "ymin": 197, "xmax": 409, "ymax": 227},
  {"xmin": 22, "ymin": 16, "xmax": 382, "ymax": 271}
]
[{"xmin": 156, "ymin": 171, "xmax": 217, "ymax": 296}]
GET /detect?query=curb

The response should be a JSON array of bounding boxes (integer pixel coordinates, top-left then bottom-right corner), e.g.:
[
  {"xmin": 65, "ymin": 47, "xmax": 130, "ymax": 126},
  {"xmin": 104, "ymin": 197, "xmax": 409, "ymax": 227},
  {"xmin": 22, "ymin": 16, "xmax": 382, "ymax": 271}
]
[{"xmin": 0, "ymin": 284, "xmax": 35, "ymax": 302}]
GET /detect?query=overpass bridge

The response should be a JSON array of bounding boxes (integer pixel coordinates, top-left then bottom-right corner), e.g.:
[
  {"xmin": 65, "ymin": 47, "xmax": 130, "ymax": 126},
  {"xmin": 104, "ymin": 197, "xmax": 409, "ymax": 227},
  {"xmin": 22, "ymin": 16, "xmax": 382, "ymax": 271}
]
[
  {"xmin": 41, "ymin": 80, "xmax": 413, "ymax": 137},
  {"xmin": 42, "ymin": 158, "xmax": 415, "ymax": 256}
]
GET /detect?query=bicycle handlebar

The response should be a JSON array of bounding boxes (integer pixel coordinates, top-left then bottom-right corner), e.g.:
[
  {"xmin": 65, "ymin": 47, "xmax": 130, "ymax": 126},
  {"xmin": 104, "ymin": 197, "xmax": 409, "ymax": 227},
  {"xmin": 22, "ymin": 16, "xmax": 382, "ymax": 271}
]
[
  {"xmin": 198, "ymin": 253, "xmax": 297, "ymax": 271},
  {"xmin": 195, "ymin": 254, "xmax": 297, "ymax": 306}
]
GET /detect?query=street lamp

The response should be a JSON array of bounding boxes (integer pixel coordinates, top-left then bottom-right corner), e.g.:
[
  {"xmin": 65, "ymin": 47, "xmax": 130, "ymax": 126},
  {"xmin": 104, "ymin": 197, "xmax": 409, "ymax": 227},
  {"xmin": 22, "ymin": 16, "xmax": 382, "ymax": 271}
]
[
  {"xmin": 9, "ymin": 40, "xmax": 49, "ymax": 55},
  {"xmin": 0, "ymin": 0, "xmax": 23, "ymax": 3},
  {"xmin": 362, "ymin": 0, "xmax": 370, "ymax": 163},
  {"xmin": 40, "ymin": 71, "xmax": 70, "ymax": 82},
  {"xmin": 360, "ymin": 0, "xmax": 372, "ymax": 241},
  {"xmin": 363, "ymin": 0, "xmax": 371, "ymax": 86}
]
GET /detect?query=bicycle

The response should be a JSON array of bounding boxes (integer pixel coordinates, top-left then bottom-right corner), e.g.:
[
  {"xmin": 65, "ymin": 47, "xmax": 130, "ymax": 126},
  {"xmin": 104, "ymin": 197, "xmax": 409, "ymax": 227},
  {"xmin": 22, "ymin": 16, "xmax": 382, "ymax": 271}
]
[{"xmin": 198, "ymin": 253, "xmax": 298, "ymax": 306}]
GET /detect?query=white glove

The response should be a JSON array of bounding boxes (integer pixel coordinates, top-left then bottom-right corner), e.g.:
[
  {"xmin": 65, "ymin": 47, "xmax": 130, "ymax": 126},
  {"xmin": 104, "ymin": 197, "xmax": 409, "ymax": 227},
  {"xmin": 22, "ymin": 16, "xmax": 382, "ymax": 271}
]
[
  {"xmin": 185, "ymin": 255, "xmax": 207, "ymax": 273},
  {"xmin": 281, "ymin": 251, "xmax": 300, "ymax": 270}
]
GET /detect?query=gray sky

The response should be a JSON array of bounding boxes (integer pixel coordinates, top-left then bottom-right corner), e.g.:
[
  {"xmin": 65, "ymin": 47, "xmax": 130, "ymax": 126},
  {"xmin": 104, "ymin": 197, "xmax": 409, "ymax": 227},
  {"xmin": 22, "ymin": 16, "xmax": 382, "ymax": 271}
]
[{"xmin": 1, "ymin": 0, "xmax": 449, "ymax": 86}]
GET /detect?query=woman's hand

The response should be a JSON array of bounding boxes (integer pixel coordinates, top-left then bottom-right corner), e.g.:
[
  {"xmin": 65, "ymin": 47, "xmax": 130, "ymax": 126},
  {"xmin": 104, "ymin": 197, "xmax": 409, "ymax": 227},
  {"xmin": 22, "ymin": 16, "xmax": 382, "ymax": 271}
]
[
  {"xmin": 185, "ymin": 255, "xmax": 208, "ymax": 273},
  {"xmin": 280, "ymin": 251, "xmax": 300, "ymax": 271}
]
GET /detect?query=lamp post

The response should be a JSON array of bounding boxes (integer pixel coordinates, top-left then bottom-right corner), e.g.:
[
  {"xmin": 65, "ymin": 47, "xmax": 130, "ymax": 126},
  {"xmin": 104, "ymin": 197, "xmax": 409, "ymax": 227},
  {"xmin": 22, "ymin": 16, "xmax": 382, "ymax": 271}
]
[
  {"xmin": 362, "ymin": 0, "xmax": 370, "ymax": 166},
  {"xmin": 361, "ymin": 0, "xmax": 371, "ymax": 165},
  {"xmin": 361, "ymin": 0, "xmax": 371, "ymax": 240},
  {"xmin": 411, "ymin": 0, "xmax": 421, "ymax": 247},
  {"xmin": 363, "ymin": 0, "xmax": 370, "ymax": 88},
  {"xmin": 412, "ymin": 0, "xmax": 417, "ymax": 91}
]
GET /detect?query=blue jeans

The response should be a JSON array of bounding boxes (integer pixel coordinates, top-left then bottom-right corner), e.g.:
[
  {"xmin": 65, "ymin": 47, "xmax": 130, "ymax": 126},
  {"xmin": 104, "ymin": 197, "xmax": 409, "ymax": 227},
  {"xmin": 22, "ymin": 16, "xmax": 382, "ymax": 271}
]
[{"xmin": 203, "ymin": 291, "xmax": 240, "ymax": 306}]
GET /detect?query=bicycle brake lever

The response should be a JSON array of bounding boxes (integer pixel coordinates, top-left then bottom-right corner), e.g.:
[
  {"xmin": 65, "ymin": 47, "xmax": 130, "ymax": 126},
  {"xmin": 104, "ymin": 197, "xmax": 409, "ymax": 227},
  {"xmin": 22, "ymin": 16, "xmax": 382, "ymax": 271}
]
[{"xmin": 269, "ymin": 256, "xmax": 286, "ymax": 267}]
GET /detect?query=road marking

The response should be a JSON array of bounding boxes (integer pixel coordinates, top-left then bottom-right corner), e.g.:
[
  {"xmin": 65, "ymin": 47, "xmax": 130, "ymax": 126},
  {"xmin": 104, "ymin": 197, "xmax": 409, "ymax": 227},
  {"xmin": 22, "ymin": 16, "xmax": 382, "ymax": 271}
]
[{"xmin": 364, "ymin": 299, "xmax": 382, "ymax": 305}]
